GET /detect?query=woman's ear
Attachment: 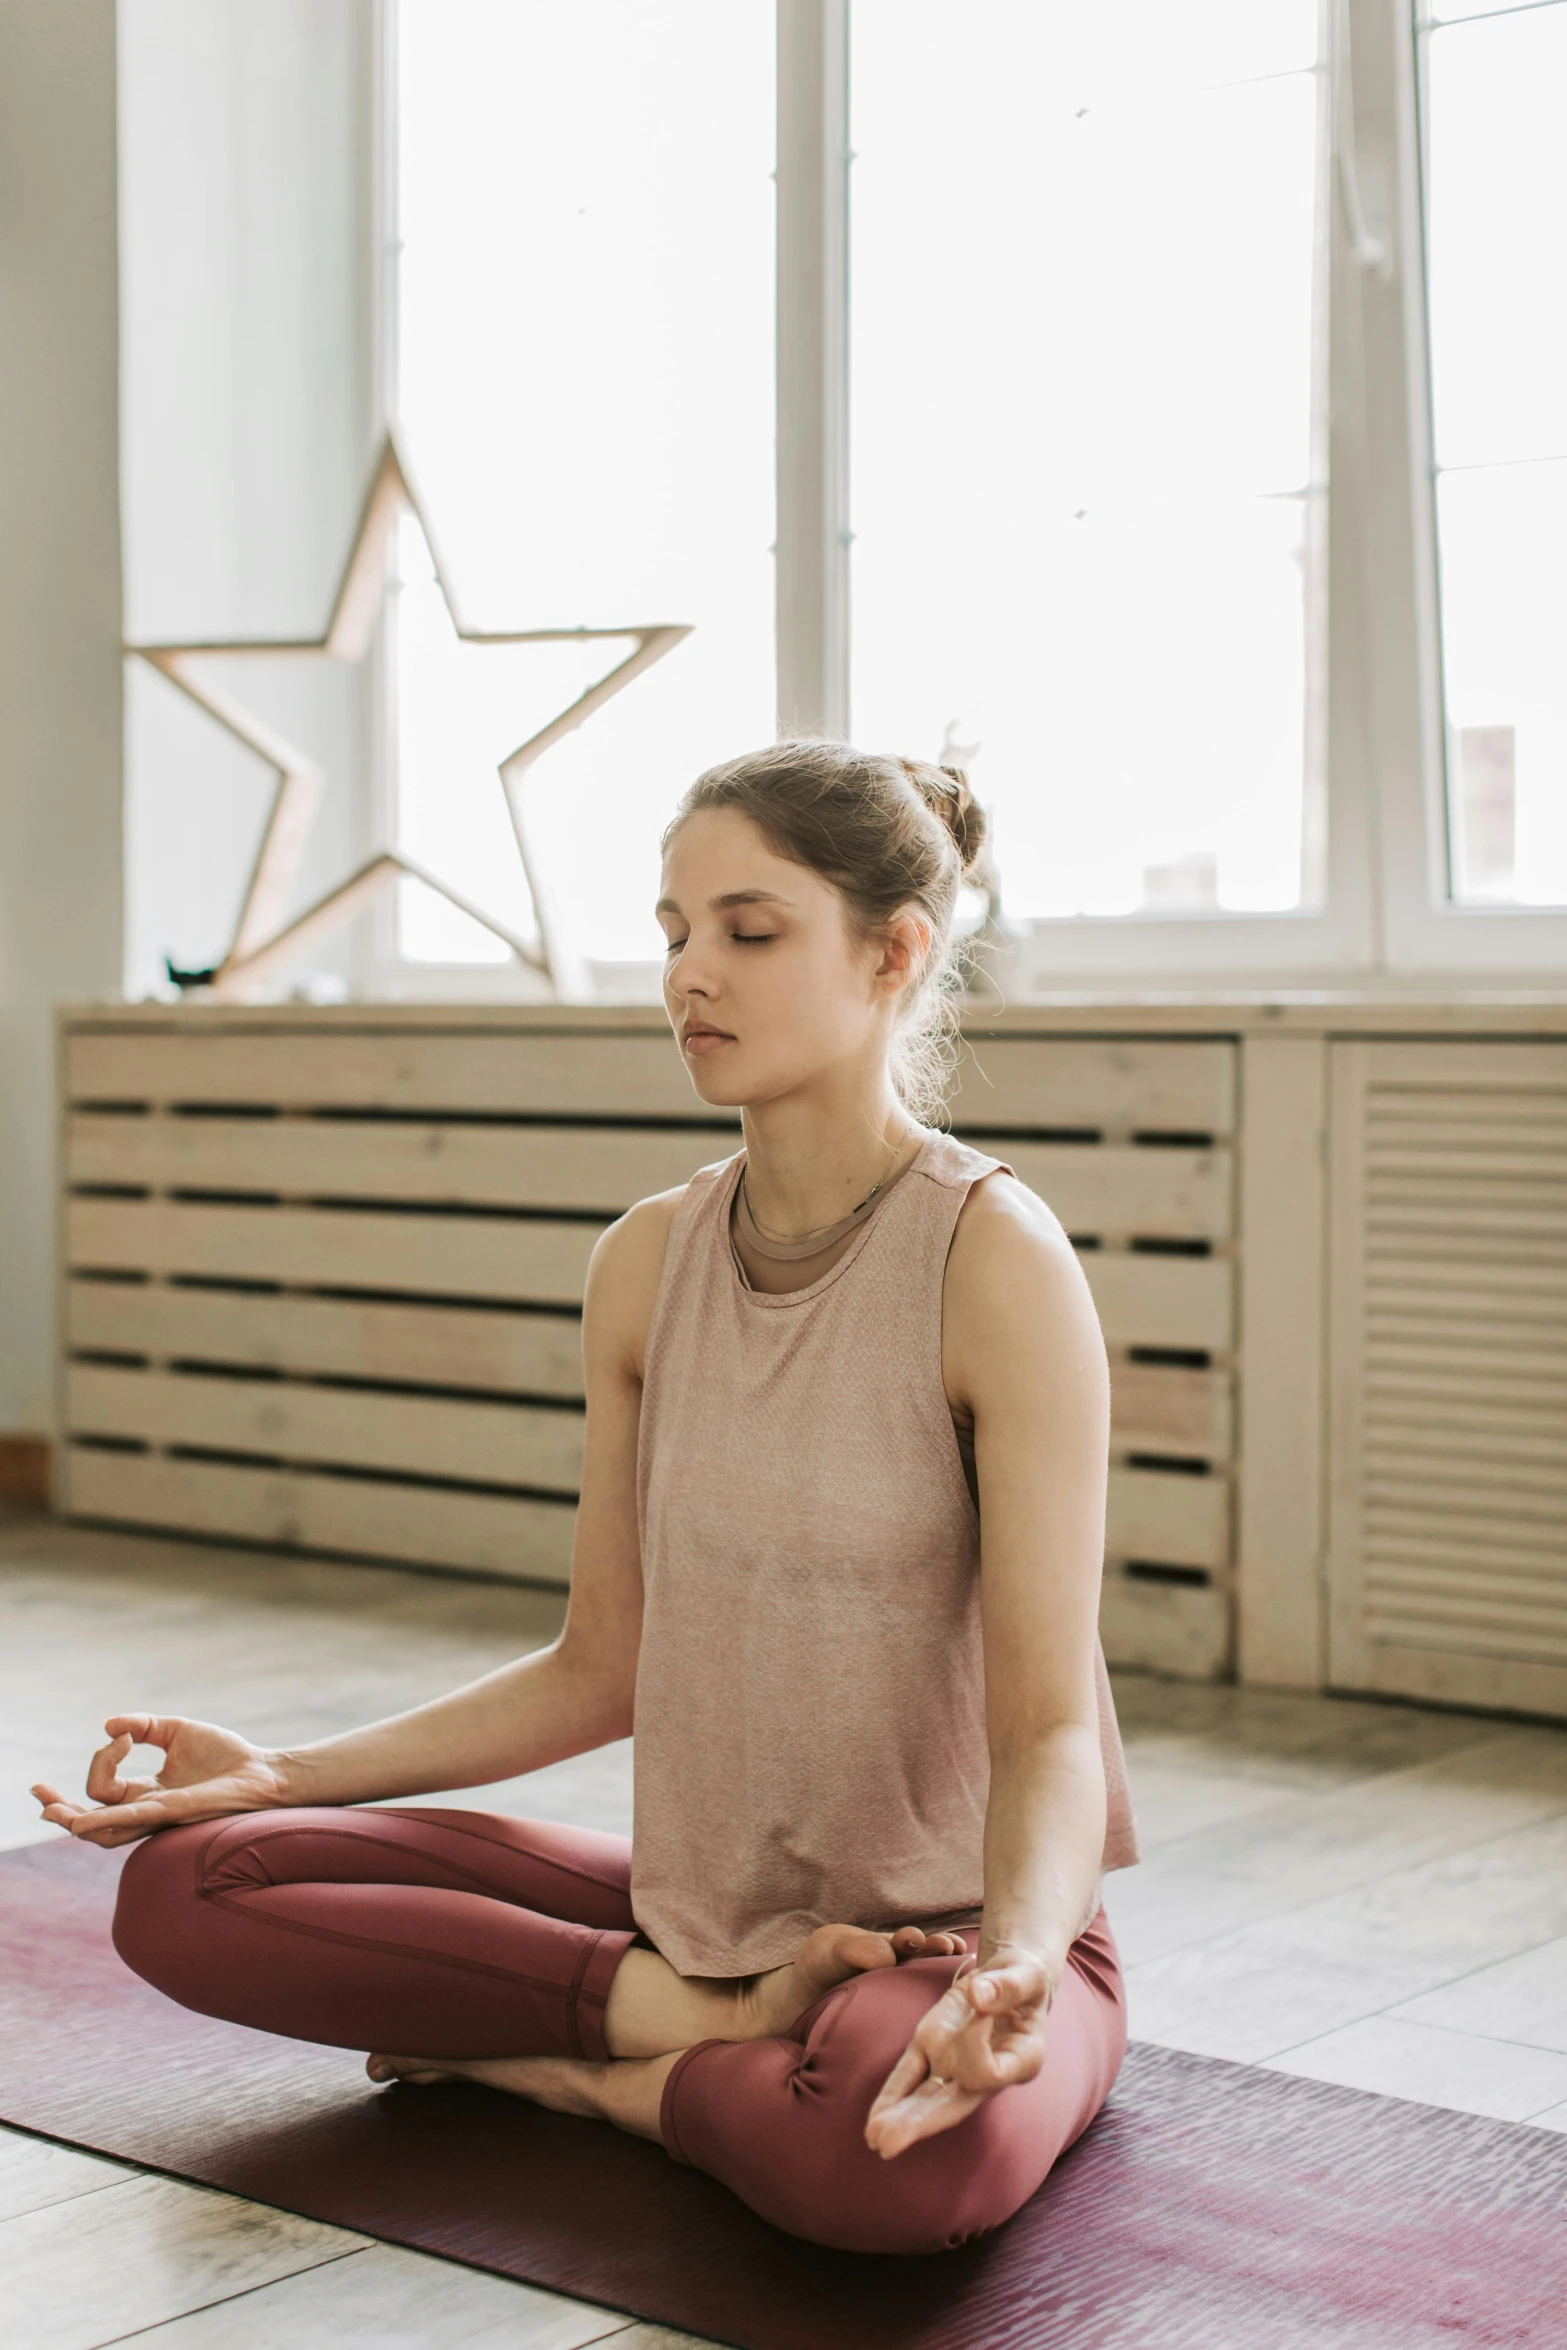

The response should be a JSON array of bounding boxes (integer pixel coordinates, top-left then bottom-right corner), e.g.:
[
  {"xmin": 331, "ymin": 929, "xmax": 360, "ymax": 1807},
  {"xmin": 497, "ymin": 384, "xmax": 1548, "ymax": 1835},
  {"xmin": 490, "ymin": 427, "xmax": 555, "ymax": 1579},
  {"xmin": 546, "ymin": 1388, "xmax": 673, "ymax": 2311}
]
[{"xmin": 873, "ymin": 905, "xmax": 933, "ymax": 999}]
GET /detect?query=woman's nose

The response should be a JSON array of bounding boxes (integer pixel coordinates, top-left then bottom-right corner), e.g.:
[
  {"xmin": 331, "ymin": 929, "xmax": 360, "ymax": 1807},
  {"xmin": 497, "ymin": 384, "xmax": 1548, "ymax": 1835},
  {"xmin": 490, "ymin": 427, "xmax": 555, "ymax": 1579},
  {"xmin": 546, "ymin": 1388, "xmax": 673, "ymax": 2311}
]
[{"xmin": 667, "ymin": 939, "xmax": 717, "ymax": 997}]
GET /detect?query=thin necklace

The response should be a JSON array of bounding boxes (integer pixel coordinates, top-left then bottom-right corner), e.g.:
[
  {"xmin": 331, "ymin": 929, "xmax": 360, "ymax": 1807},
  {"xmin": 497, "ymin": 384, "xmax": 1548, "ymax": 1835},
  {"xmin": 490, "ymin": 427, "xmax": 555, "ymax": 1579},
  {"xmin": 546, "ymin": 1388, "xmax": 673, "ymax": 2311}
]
[{"xmin": 736, "ymin": 1128, "xmax": 922, "ymax": 1263}]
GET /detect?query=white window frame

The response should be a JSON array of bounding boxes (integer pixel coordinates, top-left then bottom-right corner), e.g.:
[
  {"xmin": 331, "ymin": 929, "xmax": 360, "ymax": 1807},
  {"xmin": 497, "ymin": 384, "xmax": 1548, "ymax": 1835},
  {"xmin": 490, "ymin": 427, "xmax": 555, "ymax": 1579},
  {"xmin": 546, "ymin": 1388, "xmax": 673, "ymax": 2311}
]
[
  {"xmin": 373, "ymin": 0, "xmax": 1567, "ymax": 994},
  {"xmin": 1375, "ymin": 0, "xmax": 1567, "ymax": 970},
  {"xmin": 776, "ymin": 0, "xmax": 1567, "ymax": 983}
]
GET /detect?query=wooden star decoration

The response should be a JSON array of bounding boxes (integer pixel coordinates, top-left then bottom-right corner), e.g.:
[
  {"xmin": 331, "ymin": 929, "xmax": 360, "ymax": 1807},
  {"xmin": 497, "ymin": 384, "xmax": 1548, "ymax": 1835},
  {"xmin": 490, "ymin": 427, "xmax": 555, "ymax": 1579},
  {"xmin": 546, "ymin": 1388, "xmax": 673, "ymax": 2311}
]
[{"xmin": 129, "ymin": 434, "xmax": 693, "ymax": 999}]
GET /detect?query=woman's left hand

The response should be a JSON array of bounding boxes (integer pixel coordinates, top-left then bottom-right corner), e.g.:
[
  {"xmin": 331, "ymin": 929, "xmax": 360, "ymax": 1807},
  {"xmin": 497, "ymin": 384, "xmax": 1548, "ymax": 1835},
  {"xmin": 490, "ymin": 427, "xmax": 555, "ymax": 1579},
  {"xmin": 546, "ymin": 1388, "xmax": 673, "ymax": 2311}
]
[{"xmin": 864, "ymin": 1943, "xmax": 1051, "ymax": 2159}]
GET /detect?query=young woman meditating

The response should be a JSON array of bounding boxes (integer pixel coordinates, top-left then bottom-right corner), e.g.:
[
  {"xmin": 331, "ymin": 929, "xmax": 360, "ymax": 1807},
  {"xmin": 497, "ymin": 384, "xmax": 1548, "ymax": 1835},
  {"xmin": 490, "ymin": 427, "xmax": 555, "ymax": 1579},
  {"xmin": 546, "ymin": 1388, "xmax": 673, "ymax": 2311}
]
[{"xmin": 33, "ymin": 743, "xmax": 1138, "ymax": 2256}]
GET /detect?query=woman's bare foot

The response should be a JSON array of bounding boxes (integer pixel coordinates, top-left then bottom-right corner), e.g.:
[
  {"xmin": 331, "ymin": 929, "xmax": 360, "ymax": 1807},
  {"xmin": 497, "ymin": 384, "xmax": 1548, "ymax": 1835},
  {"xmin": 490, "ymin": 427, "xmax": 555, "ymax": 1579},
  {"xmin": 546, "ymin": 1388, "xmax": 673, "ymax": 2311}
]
[
  {"xmin": 743, "ymin": 1922, "xmax": 969, "ymax": 2039},
  {"xmin": 364, "ymin": 1923, "xmax": 969, "ymax": 2150},
  {"xmin": 601, "ymin": 1919, "xmax": 967, "ymax": 2059},
  {"xmin": 364, "ymin": 1922, "xmax": 970, "ymax": 2125},
  {"xmin": 606, "ymin": 1908, "xmax": 972, "ymax": 2058},
  {"xmin": 366, "ymin": 2048, "xmax": 677, "ymax": 2143}
]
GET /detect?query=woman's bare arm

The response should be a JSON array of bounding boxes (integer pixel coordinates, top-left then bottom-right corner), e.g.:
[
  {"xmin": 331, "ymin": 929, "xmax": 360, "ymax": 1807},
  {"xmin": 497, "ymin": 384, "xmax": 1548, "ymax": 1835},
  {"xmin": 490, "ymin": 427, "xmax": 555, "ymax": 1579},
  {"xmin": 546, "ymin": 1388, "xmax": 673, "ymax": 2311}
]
[
  {"xmin": 276, "ymin": 1189, "xmax": 677, "ymax": 1805},
  {"xmin": 965, "ymin": 1180, "xmax": 1110, "ymax": 1980},
  {"xmin": 32, "ymin": 1191, "xmax": 681, "ymax": 1845},
  {"xmin": 868, "ymin": 1174, "xmax": 1109, "ymax": 2155}
]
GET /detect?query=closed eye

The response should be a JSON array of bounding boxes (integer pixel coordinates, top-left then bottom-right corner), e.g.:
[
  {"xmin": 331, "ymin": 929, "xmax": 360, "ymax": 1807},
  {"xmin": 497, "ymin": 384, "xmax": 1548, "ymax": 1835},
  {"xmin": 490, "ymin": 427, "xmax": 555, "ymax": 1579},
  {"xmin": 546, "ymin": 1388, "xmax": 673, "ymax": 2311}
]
[{"xmin": 662, "ymin": 932, "xmax": 777, "ymax": 951}]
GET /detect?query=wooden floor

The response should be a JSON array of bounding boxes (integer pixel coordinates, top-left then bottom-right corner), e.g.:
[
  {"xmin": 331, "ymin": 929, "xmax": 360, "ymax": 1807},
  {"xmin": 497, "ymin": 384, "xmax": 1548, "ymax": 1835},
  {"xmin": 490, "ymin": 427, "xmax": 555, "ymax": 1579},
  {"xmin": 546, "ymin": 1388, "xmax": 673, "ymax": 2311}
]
[{"xmin": 5, "ymin": 1513, "xmax": 1566, "ymax": 2347}]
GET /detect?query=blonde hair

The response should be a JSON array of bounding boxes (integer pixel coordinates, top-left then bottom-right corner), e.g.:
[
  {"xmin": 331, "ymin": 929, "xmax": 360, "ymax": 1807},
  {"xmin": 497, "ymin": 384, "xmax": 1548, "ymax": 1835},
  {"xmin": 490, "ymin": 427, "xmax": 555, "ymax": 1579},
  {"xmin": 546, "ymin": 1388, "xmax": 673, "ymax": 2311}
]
[{"xmin": 663, "ymin": 740, "xmax": 987, "ymax": 1123}]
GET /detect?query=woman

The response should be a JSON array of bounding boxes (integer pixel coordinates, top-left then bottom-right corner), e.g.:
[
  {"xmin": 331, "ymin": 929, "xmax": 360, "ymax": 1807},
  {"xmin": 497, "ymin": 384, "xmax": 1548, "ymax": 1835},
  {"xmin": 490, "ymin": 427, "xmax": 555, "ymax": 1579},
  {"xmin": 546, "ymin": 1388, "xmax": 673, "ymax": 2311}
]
[{"xmin": 33, "ymin": 742, "xmax": 1138, "ymax": 2257}]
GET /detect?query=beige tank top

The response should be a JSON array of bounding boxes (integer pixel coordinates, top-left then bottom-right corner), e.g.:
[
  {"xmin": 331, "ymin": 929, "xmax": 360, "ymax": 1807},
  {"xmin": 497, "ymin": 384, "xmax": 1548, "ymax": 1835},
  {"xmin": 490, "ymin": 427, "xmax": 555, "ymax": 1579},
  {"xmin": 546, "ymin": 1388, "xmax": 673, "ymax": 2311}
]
[{"xmin": 631, "ymin": 1126, "xmax": 1140, "ymax": 1977}]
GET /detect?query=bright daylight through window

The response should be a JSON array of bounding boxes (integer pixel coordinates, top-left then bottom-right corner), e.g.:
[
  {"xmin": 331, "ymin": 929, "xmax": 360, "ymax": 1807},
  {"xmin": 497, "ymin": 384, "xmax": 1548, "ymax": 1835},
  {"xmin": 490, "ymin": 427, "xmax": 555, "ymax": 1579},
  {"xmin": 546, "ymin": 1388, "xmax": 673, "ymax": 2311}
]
[
  {"xmin": 849, "ymin": 2, "xmax": 1326, "ymax": 922},
  {"xmin": 392, "ymin": 1, "xmax": 775, "ymax": 968},
  {"xmin": 387, "ymin": 0, "xmax": 1567, "ymax": 967},
  {"xmin": 1421, "ymin": 0, "xmax": 1567, "ymax": 908}
]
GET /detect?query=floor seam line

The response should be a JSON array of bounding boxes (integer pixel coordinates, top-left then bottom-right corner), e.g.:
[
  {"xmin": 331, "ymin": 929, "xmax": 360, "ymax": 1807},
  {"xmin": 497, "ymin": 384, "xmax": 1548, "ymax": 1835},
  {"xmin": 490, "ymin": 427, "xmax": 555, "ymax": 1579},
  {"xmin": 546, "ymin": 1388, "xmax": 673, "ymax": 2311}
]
[
  {"xmin": 0, "ymin": 2173, "xmax": 149, "ymax": 2230},
  {"xmin": 1373, "ymin": 2013, "xmax": 1567, "ymax": 2060},
  {"xmin": 1117, "ymin": 1805, "xmax": 1567, "ymax": 1966},
  {"xmin": 1381, "ymin": 1925, "xmax": 1567, "ymax": 2006},
  {"xmin": 83, "ymin": 2242, "xmax": 371, "ymax": 2349}
]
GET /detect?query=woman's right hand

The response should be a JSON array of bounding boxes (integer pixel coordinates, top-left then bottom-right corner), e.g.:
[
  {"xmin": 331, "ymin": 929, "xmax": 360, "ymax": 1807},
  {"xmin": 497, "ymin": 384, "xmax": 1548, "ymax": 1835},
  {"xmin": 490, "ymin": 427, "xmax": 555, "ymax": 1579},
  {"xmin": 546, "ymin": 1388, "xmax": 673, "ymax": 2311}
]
[{"xmin": 31, "ymin": 1714, "xmax": 291, "ymax": 1849}]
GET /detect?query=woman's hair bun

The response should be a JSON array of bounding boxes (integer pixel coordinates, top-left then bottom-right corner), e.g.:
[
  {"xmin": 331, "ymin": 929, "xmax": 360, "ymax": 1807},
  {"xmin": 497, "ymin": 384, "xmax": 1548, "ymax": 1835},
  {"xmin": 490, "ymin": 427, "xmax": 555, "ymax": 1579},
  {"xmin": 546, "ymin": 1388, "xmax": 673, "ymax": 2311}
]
[{"xmin": 898, "ymin": 757, "xmax": 988, "ymax": 877}]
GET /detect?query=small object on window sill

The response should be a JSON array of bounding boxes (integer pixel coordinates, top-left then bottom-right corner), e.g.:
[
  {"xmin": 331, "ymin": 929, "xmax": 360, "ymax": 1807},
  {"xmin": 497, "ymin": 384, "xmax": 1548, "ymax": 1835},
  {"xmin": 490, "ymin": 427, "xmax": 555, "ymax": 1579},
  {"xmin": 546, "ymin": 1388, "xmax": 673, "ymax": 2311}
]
[{"xmin": 164, "ymin": 959, "xmax": 219, "ymax": 992}]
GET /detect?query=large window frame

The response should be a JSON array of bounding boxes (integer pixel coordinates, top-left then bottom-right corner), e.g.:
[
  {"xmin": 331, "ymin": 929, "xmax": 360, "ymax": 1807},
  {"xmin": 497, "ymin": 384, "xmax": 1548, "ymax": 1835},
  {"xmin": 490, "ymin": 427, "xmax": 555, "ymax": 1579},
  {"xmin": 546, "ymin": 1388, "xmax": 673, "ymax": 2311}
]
[{"xmin": 377, "ymin": 0, "xmax": 1567, "ymax": 992}]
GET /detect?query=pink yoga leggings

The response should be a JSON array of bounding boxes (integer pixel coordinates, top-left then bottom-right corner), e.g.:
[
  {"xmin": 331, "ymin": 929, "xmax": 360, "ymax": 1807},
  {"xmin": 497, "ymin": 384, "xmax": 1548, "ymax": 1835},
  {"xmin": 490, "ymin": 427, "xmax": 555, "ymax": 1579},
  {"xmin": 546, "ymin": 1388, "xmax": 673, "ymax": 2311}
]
[{"xmin": 112, "ymin": 1805, "xmax": 1127, "ymax": 2256}]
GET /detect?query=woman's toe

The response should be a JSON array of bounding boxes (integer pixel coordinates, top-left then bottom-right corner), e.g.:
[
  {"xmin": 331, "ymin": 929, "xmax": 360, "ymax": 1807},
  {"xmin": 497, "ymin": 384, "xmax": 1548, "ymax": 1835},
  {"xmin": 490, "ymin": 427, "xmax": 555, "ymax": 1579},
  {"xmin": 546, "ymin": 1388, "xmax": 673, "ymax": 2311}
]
[
  {"xmin": 800, "ymin": 1923, "xmax": 898, "ymax": 1988},
  {"xmin": 888, "ymin": 1927, "xmax": 965, "ymax": 1959},
  {"xmin": 367, "ymin": 2052, "xmax": 450, "ymax": 2087}
]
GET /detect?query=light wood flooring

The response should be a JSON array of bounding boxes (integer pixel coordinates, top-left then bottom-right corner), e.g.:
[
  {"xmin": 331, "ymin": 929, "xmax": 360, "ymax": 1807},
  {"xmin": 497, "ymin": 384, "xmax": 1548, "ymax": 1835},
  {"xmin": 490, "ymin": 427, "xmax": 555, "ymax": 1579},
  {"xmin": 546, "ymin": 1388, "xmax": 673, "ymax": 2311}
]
[{"xmin": 4, "ymin": 1513, "xmax": 1566, "ymax": 2348}]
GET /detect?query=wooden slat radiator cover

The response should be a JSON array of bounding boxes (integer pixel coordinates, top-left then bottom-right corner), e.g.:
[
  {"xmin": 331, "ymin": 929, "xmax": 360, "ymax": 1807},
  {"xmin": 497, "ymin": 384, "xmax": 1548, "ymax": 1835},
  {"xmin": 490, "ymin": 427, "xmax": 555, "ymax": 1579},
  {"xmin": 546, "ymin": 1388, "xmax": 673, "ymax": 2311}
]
[
  {"xmin": 1327, "ymin": 1041, "xmax": 1567, "ymax": 1718},
  {"xmin": 58, "ymin": 1015, "xmax": 1240, "ymax": 1678}
]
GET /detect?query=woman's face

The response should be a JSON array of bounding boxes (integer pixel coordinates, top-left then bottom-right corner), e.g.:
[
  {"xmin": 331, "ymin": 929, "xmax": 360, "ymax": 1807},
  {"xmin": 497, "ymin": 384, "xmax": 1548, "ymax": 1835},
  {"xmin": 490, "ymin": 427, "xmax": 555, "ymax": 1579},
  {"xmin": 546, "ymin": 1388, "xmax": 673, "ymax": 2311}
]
[{"xmin": 657, "ymin": 807, "xmax": 908, "ymax": 1109}]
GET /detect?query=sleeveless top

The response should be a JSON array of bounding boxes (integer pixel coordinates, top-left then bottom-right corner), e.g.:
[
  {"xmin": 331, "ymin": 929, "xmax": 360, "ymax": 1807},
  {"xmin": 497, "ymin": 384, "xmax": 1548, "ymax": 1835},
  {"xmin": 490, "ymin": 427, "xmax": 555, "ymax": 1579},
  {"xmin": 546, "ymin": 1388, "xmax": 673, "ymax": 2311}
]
[{"xmin": 630, "ymin": 1126, "xmax": 1140, "ymax": 1977}]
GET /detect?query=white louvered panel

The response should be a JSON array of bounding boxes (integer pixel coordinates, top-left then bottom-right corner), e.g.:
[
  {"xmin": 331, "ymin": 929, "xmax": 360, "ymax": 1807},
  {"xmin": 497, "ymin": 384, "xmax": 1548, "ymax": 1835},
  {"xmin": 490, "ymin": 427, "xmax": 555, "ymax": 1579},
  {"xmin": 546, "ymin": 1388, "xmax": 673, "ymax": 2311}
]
[
  {"xmin": 1360, "ymin": 1366, "xmax": 1566, "ymax": 1417},
  {"xmin": 1368, "ymin": 1335, "xmax": 1567, "ymax": 1381},
  {"xmin": 65, "ymin": 1027, "xmax": 725, "ymax": 1122},
  {"xmin": 65, "ymin": 1113, "xmax": 735, "ymax": 1214},
  {"xmin": 1367, "ymin": 1458, "xmax": 1567, "ymax": 1513},
  {"xmin": 1328, "ymin": 1042, "xmax": 1567, "ymax": 1716},
  {"xmin": 60, "ymin": 1012, "xmax": 1240, "ymax": 1677},
  {"xmin": 1364, "ymin": 1522, "xmax": 1567, "ymax": 1586},
  {"xmin": 1367, "ymin": 1251, "xmax": 1567, "ymax": 1303},
  {"xmin": 65, "ymin": 1446, "xmax": 578, "ymax": 1584},
  {"xmin": 1365, "ymin": 1454, "xmax": 1567, "ymax": 1509},
  {"xmin": 1369, "ymin": 1312, "xmax": 1567, "ymax": 1356},
  {"xmin": 1364, "ymin": 1406, "xmax": 1566, "ymax": 1470}
]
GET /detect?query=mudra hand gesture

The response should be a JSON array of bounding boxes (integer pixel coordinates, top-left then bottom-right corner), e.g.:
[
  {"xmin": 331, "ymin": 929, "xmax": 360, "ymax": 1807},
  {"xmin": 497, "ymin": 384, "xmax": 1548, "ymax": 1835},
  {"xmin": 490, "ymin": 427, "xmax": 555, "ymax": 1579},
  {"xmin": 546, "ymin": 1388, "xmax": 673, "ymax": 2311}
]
[
  {"xmin": 865, "ymin": 1941, "xmax": 1051, "ymax": 2159},
  {"xmin": 32, "ymin": 1715, "xmax": 285, "ymax": 1848}
]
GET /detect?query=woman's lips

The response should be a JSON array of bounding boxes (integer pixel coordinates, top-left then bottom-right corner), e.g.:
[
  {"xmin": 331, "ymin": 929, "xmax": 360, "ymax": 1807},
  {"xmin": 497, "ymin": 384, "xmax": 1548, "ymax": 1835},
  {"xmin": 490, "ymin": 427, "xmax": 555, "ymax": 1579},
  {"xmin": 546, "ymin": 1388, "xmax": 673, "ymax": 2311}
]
[{"xmin": 683, "ymin": 1028, "xmax": 733, "ymax": 1054}]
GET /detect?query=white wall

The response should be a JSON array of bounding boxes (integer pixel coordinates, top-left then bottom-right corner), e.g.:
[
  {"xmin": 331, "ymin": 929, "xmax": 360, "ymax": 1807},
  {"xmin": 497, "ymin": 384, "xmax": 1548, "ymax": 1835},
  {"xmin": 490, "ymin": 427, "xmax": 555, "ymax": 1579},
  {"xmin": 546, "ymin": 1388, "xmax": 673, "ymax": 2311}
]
[
  {"xmin": 0, "ymin": 0, "xmax": 377, "ymax": 1444},
  {"xmin": 0, "ymin": 0, "xmax": 124, "ymax": 1439},
  {"xmin": 118, "ymin": 0, "xmax": 377, "ymax": 993}
]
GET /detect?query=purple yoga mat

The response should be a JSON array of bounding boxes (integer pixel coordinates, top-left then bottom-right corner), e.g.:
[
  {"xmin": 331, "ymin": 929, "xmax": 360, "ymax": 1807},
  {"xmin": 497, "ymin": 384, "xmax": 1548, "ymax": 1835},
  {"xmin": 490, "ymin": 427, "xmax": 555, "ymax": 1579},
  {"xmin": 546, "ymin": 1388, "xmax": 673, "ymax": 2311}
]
[{"xmin": 2, "ymin": 1837, "xmax": 1565, "ymax": 2350}]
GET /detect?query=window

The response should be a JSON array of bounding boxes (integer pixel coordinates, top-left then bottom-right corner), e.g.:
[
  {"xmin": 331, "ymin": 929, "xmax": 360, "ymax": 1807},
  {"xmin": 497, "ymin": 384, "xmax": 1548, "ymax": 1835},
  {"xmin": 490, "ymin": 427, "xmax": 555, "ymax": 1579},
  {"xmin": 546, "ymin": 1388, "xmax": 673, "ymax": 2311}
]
[
  {"xmin": 391, "ymin": 0, "xmax": 775, "ymax": 971},
  {"xmin": 849, "ymin": 2, "xmax": 1326, "ymax": 922},
  {"xmin": 376, "ymin": 0, "xmax": 1567, "ymax": 985},
  {"xmin": 1420, "ymin": 0, "xmax": 1567, "ymax": 909}
]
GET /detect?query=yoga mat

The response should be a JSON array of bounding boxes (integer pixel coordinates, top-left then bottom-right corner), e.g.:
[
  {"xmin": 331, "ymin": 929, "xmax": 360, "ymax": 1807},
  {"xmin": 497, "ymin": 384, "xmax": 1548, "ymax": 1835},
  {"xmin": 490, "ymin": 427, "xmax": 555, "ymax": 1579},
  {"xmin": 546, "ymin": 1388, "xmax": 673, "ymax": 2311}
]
[{"xmin": 3, "ymin": 1840, "xmax": 1565, "ymax": 2350}]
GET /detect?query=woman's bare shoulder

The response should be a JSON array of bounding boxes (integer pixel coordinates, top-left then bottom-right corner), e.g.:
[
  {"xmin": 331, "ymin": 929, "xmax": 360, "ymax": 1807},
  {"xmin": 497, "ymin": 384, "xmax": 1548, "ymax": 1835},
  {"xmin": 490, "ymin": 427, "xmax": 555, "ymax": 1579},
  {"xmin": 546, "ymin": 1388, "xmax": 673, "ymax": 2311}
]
[
  {"xmin": 943, "ymin": 1169, "xmax": 1103, "ymax": 1377},
  {"xmin": 582, "ymin": 1177, "xmax": 702, "ymax": 1377},
  {"xmin": 951, "ymin": 1165, "xmax": 1079, "ymax": 1270}
]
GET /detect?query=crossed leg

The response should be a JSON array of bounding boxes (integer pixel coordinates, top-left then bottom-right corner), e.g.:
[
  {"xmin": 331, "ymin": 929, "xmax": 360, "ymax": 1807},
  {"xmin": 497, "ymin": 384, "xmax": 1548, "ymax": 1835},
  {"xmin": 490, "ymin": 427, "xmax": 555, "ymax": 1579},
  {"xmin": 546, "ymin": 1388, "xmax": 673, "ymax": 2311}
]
[
  {"xmin": 112, "ymin": 1806, "xmax": 647, "ymax": 2061},
  {"xmin": 112, "ymin": 1806, "xmax": 1125, "ymax": 2253}
]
